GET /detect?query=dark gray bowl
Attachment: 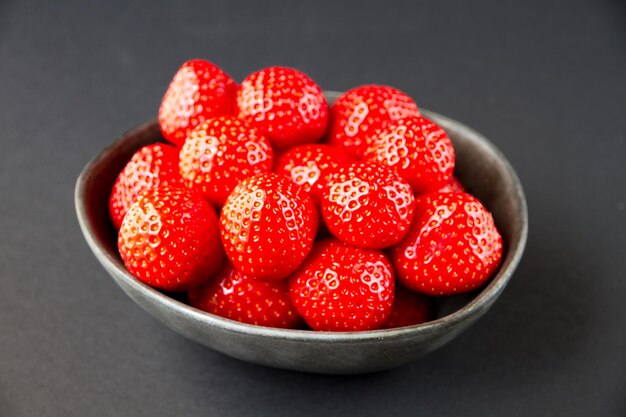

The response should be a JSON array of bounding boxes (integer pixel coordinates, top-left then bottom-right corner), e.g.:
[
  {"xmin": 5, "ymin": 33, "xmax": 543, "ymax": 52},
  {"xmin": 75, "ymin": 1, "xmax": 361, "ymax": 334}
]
[{"xmin": 75, "ymin": 92, "xmax": 528, "ymax": 374}]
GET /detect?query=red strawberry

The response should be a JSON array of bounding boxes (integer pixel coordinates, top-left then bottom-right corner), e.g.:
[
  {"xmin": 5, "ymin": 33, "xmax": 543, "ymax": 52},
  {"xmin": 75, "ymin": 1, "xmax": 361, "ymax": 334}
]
[
  {"xmin": 236, "ymin": 66, "xmax": 329, "ymax": 150},
  {"xmin": 289, "ymin": 238, "xmax": 395, "ymax": 332},
  {"xmin": 159, "ymin": 59, "xmax": 237, "ymax": 147},
  {"xmin": 179, "ymin": 116, "xmax": 274, "ymax": 206},
  {"xmin": 118, "ymin": 187, "xmax": 224, "ymax": 292},
  {"xmin": 220, "ymin": 173, "xmax": 318, "ymax": 280},
  {"xmin": 364, "ymin": 116, "xmax": 455, "ymax": 194},
  {"xmin": 109, "ymin": 143, "xmax": 184, "ymax": 230},
  {"xmin": 327, "ymin": 85, "xmax": 420, "ymax": 159},
  {"xmin": 275, "ymin": 144, "xmax": 354, "ymax": 207},
  {"xmin": 321, "ymin": 161, "xmax": 415, "ymax": 249},
  {"xmin": 438, "ymin": 176, "xmax": 465, "ymax": 193},
  {"xmin": 391, "ymin": 192, "xmax": 503, "ymax": 295},
  {"xmin": 381, "ymin": 285, "xmax": 434, "ymax": 329},
  {"xmin": 188, "ymin": 263, "xmax": 302, "ymax": 329}
]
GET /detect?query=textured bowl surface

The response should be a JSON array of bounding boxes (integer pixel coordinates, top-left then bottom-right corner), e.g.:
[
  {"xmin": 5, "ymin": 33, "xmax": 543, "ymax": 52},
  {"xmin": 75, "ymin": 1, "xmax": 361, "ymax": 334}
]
[{"xmin": 75, "ymin": 92, "xmax": 528, "ymax": 374}]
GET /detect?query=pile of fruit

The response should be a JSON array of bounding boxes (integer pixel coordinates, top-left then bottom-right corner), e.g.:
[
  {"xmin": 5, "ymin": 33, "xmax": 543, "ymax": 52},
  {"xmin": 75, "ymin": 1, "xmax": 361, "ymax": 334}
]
[{"xmin": 109, "ymin": 59, "xmax": 503, "ymax": 332}]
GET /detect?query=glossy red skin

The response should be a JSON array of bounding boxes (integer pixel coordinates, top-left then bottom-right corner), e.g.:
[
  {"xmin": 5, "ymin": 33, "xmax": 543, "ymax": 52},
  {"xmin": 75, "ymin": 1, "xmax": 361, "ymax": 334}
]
[
  {"xmin": 109, "ymin": 143, "xmax": 184, "ymax": 230},
  {"xmin": 275, "ymin": 144, "xmax": 354, "ymax": 208},
  {"xmin": 391, "ymin": 192, "xmax": 503, "ymax": 295},
  {"xmin": 220, "ymin": 173, "xmax": 318, "ymax": 280},
  {"xmin": 236, "ymin": 66, "xmax": 329, "ymax": 150},
  {"xmin": 159, "ymin": 59, "xmax": 237, "ymax": 147},
  {"xmin": 327, "ymin": 85, "xmax": 420, "ymax": 159},
  {"xmin": 188, "ymin": 263, "xmax": 303, "ymax": 329},
  {"xmin": 437, "ymin": 176, "xmax": 465, "ymax": 193},
  {"xmin": 364, "ymin": 116, "xmax": 455, "ymax": 195},
  {"xmin": 289, "ymin": 239, "xmax": 395, "ymax": 332},
  {"xmin": 118, "ymin": 187, "xmax": 224, "ymax": 292},
  {"xmin": 179, "ymin": 116, "xmax": 274, "ymax": 206},
  {"xmin": 321, "ymin": 161, "xmax": 415, "ymax": 249},
  {"xmin": 381, "ymin": 285, "xmax": 434, "ymax": 329}
]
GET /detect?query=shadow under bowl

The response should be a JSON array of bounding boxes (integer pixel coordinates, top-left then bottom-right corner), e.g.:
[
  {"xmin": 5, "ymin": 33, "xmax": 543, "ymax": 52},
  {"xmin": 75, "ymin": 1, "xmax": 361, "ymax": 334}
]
[{"xmin": 75, "ymin": 92, "xmax": 528, "ymax": 374}]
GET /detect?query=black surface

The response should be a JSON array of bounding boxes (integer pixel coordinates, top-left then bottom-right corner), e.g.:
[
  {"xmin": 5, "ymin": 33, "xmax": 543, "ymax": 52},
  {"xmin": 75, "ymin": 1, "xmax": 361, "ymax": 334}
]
[{"xmin": 1, "ymin": 0, "xmax": 625, "ymax": 415}]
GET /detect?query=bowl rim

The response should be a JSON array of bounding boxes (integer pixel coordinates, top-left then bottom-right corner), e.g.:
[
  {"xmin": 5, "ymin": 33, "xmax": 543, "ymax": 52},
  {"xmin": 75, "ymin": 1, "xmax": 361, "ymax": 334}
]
[{"xmin": 75, "ymin": 93, "xmax": 528, "ymax": 343}]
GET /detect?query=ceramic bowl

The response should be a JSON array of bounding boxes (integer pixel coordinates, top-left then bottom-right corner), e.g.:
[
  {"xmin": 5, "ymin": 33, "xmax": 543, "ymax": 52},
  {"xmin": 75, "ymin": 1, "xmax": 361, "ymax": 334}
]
[{"xmin": 75, "ymin": 92, "xmax": 528, "ymax": 374}]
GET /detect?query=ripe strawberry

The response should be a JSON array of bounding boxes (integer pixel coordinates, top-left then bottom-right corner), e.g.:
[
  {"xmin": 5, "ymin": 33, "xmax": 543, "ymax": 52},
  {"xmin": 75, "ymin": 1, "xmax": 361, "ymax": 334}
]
[
  {"xmin": 381, "ymin": 285, "xmax": 434, "ymax": 329},
  {"xmin": 391, "ymin": 192, "xmax": 503, "ymax": 295},
  {"xmin": 275, "ymin": 144, "xmax": 354, "ymax": 207},
  {"xmin": 188, "ymin": 263, "xmax": 303, "ymax": 329},
  {"xmin": 327, "ymin": 85, "xmax": 420, "ymax": 159},
  {"xmin": 236, "ymin": 66, "xmax": 329, "ymax": 150},
  {"xmin": 364, "ymin": 116, "xmax": 455, "ymax": 194},
  {"xmin": 220, "ymin": 173, "xmax": 318, "ymax": 280},
  {"xmin": 118, "ymin": 187, "xmax": 224, "ymax": 292},
  {"xmin": 321, "ymin": 161, "xmax": 415, "ymax": 249},
  {"xmin": 109, "ymin": 143, "xmax": 184, "ymax": 230},
  {"xmin": 438, "ymin": 176, "xmax": 465, "ymax": 193},
  {"xmin": 179, "ymin": 116, "xmax": 274, "ymax": 206},
  {"xmin": 159, "ymin": 59, "xmax": 237, "ymax": 147},
  {"xmin": 289, "ymin": 238, "xmax": 395, "ymax": 332}
]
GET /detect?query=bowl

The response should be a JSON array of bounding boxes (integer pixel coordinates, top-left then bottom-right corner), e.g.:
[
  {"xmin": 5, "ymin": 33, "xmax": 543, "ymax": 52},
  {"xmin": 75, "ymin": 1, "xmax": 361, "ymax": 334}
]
[{"xmin": 75, "ymin": 91, "xmax": 528, "ymax": 374}]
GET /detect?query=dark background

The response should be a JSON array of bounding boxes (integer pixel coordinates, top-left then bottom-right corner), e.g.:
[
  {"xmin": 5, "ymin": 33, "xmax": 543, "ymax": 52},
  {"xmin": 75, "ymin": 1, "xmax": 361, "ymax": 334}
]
[{"xmin": 1, "ymin": 0, "xmax": 625, "ymax": 415}]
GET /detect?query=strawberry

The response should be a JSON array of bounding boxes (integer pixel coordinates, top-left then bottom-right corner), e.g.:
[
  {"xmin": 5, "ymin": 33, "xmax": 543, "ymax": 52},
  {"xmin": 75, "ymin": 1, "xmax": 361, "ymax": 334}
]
[
  {"xmin": 327, "ymin": 85, "xmax": 420, "ymax": 159},
  {"xmin": 438, "ymin": 176, "xmax": 465, "ymax": 193},
  {"xmin": 159, "ymin": 59, "xmax": 237, "ymax": 147},
  {"xmin": 364, "ymin": 116, "xmax": 455, "ymax": 195},
  {"xmin": 275, "ymin": 144, "xmax": 354, "ymax": 207},
  {"xmin": 118, "ymin": 187, "xmax": 224, "ymax": 292},
  {"xmin": 179, "ymin": 116, "xmax": 274, "ymax": 206},
  {"xmin": 236, "ymin": 66, "xmax": 329, "ymax": 150},
  {"xmin": 109, "ymin": 143, "xmax": 184, "ymax": 230},
  {"xmin": 288, "ymin": 238, "xmax": 395, "ymax": 331},
  {"xmin": 321, "ymin": 161, "xmax": 415, "ymax": 249},
  {"xmin": 220, "ymin": 173, "xmax": 318, "ymax": 280},
  {"xmin": 381, "ymin": 285, "xmax": 434, "ymax": 329},
  {"xmin": 188, "ymin": 263, "xmax": 302, "ymax": 329},
  {"xmin": 391, "ymin": 192, "xmax": 503, "ymax": 295}
]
